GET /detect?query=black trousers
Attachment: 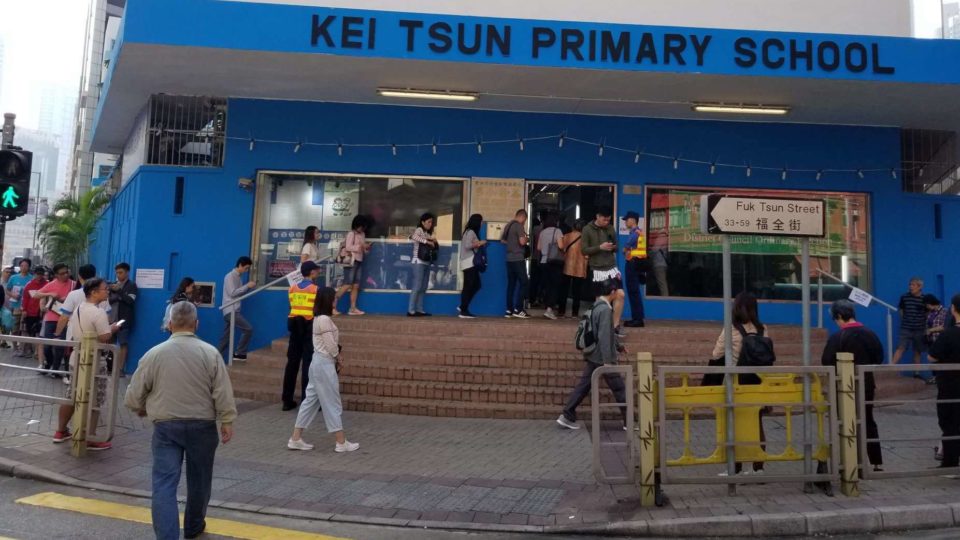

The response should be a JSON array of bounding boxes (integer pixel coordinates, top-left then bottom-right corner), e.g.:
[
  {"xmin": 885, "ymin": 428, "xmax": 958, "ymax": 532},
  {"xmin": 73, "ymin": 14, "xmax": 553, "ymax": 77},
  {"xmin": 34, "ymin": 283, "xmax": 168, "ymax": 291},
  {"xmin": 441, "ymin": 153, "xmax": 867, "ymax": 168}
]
[
  {"xmin": 460, "ymin": 267, "xmax": 481, "ymax": 313},
  {"xmin": 863, "ymin": 383, "xmax": 883, "ymax": 466},
  {"xmin": 540, "ymin": 261, "xmax": 563, "ymax": 310},
  {"xmin": 562, "ymin": 361, "xmax": 627, "ymax": 424},
  {"xmin": 558, "ymin": 275, "xmax": 588, "ymax": 317},
  {"xmin": 624, "ymin": 260, "xmax": 646, "ymax": 322},
  {"xmin": 282, "ymin": 317, "xmax": 313, "ymax": 406},
  {"xmin": 938, "ymin": 384, "xmax": 960, "ymax": 467}
]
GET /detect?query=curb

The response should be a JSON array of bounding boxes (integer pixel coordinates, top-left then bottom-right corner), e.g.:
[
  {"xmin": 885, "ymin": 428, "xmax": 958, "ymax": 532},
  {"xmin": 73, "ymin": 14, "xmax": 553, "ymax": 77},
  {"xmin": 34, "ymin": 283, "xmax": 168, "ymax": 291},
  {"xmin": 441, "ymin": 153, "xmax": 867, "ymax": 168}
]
[{"xmin": 2, "ymin": 457, "xmax": 958, "ymax": 537}]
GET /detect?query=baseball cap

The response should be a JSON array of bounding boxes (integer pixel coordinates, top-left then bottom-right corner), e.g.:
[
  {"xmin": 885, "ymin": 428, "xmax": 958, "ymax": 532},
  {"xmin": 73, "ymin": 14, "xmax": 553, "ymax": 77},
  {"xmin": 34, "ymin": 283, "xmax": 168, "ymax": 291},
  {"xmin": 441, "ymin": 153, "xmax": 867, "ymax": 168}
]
[
  {"xmin": 300, "ymin": 261, "xmax": 320, "ymax": 276},
  {"xmin": 623, "ymin": 211, "xmax": 641, "ymax": 222}
]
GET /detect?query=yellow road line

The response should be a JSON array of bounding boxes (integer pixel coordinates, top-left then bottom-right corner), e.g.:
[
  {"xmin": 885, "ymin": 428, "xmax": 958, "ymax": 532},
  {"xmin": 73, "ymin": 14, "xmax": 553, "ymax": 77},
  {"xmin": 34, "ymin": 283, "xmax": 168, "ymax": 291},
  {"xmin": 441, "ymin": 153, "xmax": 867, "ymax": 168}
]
[{"xmin": 16, "ymin": 492, "xmax": 351, "ymax": 540}]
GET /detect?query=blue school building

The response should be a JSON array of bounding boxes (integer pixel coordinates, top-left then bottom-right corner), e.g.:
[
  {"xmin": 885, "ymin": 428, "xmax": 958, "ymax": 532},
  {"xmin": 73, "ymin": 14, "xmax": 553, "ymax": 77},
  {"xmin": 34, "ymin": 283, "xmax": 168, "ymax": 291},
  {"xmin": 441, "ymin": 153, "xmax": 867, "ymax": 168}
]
[{"xmin": 87, "ymin": 0, "xmax": 960, "ymax": 371}]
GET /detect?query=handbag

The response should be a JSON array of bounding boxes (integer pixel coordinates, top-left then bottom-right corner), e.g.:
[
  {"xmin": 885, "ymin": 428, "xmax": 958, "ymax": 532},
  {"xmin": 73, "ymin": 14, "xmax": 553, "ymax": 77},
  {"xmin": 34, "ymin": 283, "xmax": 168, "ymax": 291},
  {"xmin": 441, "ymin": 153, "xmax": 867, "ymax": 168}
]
[
  {"xmin": 417, "ymin": 241, "xmax": 439, "ymax": 263},
  {"xmin": 336, "ymin": 232, "xmax": 355, "ymax": 267}
]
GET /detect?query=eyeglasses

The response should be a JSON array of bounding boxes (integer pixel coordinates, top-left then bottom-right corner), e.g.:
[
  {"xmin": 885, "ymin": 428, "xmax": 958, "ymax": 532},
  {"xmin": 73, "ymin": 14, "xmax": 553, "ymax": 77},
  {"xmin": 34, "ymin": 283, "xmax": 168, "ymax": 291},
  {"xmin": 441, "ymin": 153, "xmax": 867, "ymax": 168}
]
[{"xmin": 57, "ymin": 271, "xmax": 69, "ymax": 276}]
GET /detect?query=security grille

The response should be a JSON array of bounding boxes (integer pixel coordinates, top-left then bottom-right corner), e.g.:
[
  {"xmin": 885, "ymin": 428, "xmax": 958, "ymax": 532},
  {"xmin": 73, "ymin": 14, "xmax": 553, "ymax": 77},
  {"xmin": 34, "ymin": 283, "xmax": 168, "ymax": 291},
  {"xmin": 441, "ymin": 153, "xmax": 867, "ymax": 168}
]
[
  {"xmin": 901, "ymin": 129, "xmax": 960, "ymax": 195},
  {"xmin": 147, "ymin": 95, "xmax": 226, "ymax": 167}
]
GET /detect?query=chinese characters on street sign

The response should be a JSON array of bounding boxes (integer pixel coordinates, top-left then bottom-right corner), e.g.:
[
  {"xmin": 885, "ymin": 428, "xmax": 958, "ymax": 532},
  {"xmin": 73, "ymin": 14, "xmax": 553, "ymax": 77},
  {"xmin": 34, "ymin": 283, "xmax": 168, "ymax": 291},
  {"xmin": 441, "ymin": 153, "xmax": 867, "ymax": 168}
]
[{"xmin": 700, "ymin": 194, "xmax": 826, "ymax": 238}]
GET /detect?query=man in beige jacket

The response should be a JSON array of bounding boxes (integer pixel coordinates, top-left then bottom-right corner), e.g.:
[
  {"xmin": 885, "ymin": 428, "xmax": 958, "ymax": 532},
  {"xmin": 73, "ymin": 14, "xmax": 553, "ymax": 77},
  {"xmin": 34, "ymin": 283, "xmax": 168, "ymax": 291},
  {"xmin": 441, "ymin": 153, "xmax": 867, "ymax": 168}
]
[{"xmin": 125, "ymin": 301, "xmax": 237, "ymax": 540}]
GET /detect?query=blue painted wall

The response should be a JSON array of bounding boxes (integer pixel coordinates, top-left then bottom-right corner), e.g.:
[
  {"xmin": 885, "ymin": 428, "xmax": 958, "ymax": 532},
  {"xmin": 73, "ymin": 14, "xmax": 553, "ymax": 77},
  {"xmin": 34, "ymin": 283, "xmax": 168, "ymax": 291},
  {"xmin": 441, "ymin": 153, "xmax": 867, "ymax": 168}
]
[{"xmin": 93, "ymin": 99, "xmax": 960, "ymax": 372}]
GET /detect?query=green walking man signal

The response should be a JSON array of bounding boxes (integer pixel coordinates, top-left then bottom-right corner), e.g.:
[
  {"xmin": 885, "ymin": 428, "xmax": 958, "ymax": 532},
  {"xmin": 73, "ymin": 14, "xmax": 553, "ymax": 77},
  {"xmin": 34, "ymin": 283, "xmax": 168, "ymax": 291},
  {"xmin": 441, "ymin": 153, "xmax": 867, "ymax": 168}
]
[
  {"xmin": 0, "ymin": 148, "xmax": 32, "ymax": 219},
  {"xmin": 1, "ymin": 185, "xmax": 20, "ymax": 208}
]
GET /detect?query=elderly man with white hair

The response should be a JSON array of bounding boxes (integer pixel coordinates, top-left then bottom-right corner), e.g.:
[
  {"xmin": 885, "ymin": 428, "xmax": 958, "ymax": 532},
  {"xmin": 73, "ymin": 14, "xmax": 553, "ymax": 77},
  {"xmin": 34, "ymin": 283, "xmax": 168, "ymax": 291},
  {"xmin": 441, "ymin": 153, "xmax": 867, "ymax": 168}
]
[{"xmin": 125, "ymin": 301, "xmax": 237, "ymax": 540}]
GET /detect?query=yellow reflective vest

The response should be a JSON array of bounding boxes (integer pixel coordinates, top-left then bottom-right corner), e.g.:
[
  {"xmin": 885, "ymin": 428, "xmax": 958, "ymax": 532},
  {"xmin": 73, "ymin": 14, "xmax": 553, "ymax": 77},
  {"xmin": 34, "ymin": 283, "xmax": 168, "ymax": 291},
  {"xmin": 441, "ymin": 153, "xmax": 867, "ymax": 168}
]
[{"xmin": 288, "ymin": 282, "xmax": 318, "ymax": 319}]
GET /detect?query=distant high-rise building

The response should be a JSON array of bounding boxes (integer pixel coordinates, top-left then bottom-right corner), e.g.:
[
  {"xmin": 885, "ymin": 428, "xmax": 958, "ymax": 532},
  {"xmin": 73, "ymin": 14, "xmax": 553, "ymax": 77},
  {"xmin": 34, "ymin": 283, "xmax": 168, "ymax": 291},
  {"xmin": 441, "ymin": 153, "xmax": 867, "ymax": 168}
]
[
  {"xmin": 945, "ymin": 2, "xmax": 960, "ymax": 39},
  {"xmin": 38, "ymin": 84, "xmax": 77, "ymax": 196},
  {"xmin": 70, "ymin": 0, "xmax": 125, "ymax": 195},
  {"xmin": 0, "ymin": 36, "xmax": 6, "ymax": 107}
]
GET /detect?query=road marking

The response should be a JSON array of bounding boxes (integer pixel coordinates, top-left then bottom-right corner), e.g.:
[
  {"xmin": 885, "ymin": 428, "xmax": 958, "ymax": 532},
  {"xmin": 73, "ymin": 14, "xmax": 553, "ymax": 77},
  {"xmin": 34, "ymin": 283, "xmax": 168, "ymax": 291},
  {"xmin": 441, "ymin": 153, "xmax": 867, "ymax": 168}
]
[{"xmin": 16, "ymin": 492, "xmax": 350, "ymax": 540}]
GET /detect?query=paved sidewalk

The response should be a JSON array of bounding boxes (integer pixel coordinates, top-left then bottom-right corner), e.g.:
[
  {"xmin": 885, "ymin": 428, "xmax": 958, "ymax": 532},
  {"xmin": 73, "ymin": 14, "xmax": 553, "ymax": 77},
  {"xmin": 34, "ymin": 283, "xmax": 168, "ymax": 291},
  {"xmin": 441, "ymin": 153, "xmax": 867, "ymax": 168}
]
[{"xmin": 4, "ymin": 356, "xmax": 960, "ymax": 536}]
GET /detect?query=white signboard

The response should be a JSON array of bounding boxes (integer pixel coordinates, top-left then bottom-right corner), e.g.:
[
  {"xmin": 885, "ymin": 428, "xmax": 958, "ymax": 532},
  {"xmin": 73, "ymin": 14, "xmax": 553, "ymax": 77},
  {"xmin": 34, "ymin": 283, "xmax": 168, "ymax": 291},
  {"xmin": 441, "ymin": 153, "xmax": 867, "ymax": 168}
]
[
  {"xmin": 322, "ymin": 179, "xmax": 359, "ymax": 231},
  {"xmin": 285, "ymin": 269, "xmax": 302, "ymax": 287},
  {"xmin": 700, "ymin": 195, "xmax": 825, "ymax": 237},
  {"xmin": 849, "ymin": 287, "xmax": 873, "ymax": 307},
  {"xmin": 135, "ymin": 268, "xmax": 165, "ymax": 289}
]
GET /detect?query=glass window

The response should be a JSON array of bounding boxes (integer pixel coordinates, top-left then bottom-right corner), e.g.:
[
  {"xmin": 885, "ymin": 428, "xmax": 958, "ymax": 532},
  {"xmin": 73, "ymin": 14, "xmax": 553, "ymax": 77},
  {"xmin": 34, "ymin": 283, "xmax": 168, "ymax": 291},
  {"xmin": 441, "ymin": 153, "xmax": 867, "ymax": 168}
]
[
  {"xmin": 645, "ymin": 186, "xmax": 870, "ymax": 301},
  {"xmin": 253, "ymin": 173, "xmax": 465, "ymax": 292}
]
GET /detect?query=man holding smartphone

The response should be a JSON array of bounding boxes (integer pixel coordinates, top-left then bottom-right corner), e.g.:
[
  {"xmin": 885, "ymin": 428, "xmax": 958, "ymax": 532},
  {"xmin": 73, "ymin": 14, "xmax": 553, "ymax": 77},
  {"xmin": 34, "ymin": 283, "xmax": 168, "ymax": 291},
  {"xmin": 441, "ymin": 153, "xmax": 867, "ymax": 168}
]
[{"xmin": 580, "ymin": 206, "xmax": 626, "ymax": 336}]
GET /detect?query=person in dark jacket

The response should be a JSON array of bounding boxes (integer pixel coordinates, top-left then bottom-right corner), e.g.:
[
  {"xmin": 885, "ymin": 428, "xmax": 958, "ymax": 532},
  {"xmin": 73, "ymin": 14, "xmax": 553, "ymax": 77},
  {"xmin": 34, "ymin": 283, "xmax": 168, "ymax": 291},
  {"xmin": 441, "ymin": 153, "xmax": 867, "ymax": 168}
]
[
  {"xmin": 929, "ymin": 293, "xmax": 960, "ymax": 468},
  {"xmin": 821, "ymin": 299, "xmax": 884, "ymax": 471},
  {"xmin": 109, "ymin": 262, "xmax": 139, "ymax": 375},
  {"xmin": 557, "ymin": 279, "xmax": 626, "ymax": 430}
]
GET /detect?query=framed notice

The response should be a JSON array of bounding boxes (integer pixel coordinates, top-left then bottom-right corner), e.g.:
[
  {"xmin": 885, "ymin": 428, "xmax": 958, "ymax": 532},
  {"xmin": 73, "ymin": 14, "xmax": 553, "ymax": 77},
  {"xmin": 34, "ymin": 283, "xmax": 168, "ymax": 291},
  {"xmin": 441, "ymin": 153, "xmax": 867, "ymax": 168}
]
[
  {"xmin": 135, "ymin": 268, "xmax": 165, "ymax": 289},
  {"xmin": 470, "ymin": 178, "xmax": 524, "ymax": 223},
  {"xmin": 193, "ymin": 282, "xmax": 216, "ymax": 308}
]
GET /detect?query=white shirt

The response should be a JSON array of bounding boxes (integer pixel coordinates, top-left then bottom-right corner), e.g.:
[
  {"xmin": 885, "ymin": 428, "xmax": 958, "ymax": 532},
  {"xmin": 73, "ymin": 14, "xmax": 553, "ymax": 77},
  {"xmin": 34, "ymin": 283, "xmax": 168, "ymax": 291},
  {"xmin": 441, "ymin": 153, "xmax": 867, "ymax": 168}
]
[
  {"xmin": 67, "ymin": 301, "xmax": 112, "ymax": 342},
  {"xmin": 312, "ymin": 315, "xmax": 339, "ymax": 358},
  {"xmin": 301, "ymin": 242, "xmax": 320, "ymax": 261},
  {"xmin": 60, "ymin": 289, "xmax": 111, "ymax": 340}
]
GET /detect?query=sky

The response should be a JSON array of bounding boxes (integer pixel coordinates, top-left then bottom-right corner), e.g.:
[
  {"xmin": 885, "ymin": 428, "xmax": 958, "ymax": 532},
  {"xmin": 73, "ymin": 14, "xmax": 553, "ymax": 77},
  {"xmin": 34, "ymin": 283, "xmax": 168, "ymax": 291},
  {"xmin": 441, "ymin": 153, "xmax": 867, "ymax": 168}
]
[{"xmin": 0, "ymin": 0, "xmax": 89, "ymax": 131}]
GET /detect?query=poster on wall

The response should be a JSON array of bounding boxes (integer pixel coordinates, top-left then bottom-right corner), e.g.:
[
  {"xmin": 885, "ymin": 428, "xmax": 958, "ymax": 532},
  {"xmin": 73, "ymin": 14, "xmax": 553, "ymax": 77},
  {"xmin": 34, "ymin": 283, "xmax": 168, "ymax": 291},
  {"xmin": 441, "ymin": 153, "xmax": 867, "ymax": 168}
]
[
  {"xmin": 470, "ymin": 178, "xmax": 525, "ymax": 224},
  {"xmin": 322, "ymin": 179, "xmax": 360, "ymax": 231},
  {"xmin": 136, "ymin": 268, "xmax": 165, "ymax": 289}
]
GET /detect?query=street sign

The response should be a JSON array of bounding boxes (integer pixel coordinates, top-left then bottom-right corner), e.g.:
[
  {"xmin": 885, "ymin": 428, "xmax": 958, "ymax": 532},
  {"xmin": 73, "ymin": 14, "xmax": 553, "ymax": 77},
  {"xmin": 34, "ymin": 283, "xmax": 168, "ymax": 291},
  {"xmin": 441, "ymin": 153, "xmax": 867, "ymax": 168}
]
[{"xmin": 700, "ymin": 194, "xmax": 825, "ymax": 237}]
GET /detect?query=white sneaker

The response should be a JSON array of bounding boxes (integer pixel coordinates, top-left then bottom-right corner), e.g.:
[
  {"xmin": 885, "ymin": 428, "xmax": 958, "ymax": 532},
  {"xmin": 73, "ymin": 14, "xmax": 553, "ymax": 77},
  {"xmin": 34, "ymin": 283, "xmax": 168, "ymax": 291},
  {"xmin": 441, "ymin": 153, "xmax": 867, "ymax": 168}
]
[
  {"xmin": 335, "ymin": 440, "xmax": 359, "ymax": 453},
  {"xmin": 556, "ymin": 415, "xmax": 580, "ymax": 430},
  {"xmin": 543, "ymin": 309, "xmax": 557, "ymax": 320},
  {"xmin": 287, "ymin": 438, "xmax": 314, "ymax": 451}
]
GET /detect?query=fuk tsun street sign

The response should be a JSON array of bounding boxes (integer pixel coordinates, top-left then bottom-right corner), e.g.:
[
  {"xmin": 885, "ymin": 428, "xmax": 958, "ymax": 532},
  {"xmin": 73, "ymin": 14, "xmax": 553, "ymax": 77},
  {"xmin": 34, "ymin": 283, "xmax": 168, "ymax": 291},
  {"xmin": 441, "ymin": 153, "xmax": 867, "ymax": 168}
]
[{"xmin": 700, "ymin": 194, "xmax": 826, "ymax": 238}]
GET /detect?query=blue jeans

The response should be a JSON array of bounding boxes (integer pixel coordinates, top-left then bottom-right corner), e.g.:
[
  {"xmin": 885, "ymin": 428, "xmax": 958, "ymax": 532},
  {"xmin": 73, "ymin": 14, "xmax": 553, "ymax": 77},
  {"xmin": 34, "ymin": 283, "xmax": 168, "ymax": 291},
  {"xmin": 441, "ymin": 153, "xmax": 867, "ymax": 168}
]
[
  {"xmin": 152, "ymin": 420, "xmax": 220, "ymax": 540},
  {"xmin": 42, "ymin": 320, "xmax": 66, "ymax": 372},
  {"xmin": 407, "ymin": 263, "xmax": 430, "ymax": 314},
  {"xmin": 505, "ymin": 261, "xmax": 529, "ymax": 312}
]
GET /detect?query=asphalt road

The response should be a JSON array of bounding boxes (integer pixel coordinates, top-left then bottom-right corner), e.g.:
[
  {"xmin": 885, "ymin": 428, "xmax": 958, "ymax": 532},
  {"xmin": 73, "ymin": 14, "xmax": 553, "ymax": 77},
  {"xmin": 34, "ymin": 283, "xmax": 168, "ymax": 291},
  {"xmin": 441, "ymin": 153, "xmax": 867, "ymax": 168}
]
[{"xmin": 1, "ymin": 475, "xmax": 959, "ymax": 540}]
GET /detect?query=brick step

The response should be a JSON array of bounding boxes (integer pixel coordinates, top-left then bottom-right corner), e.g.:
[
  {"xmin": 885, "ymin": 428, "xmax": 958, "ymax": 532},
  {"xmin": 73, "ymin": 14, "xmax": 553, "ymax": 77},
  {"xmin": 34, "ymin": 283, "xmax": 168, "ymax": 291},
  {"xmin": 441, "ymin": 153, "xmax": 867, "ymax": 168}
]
[
  {"xmin": 240, "ymin": 347, "xmax": 809, "ymax": 372},
  {"xmin": 331, "ymin": 316, "xmax": 827, "ymax": 341},
  {"xmin": 269, "ymin": 335, "xmax": 825, "ymax": 357}
]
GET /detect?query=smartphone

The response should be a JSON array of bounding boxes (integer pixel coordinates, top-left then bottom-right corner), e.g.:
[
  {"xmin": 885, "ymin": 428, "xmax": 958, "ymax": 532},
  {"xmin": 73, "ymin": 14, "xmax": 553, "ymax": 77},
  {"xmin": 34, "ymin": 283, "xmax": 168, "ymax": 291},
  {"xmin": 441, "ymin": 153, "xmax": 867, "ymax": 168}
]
[{"xmin": 116, "ymin": 319, "xmax": 126, "ymax": 327}]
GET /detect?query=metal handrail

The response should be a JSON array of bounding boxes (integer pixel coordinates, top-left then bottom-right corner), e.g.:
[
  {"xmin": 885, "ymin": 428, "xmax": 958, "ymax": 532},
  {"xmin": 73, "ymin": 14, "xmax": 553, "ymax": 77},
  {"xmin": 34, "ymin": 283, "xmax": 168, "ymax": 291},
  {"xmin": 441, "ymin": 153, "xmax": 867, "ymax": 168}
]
[
  {"xmin": 590, "ymin": 364, "xmax": 635, "ymax": 484},
  {"xmin": 816, "ymin": 269, "xmax": 895, "ymax": 365},
  {"xmin": 219, "ymin": 255, "xmax": 332, "ymax": 364}
]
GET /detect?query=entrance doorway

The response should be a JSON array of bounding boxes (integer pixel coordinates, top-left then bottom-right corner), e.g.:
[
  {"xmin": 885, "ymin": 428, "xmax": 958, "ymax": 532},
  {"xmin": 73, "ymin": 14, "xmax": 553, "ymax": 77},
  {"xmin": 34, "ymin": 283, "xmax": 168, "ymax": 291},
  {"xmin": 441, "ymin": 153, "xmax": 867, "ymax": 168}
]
[{"xmin": 525, "ymin": 181, "xmax": 616, "ymax": 314}]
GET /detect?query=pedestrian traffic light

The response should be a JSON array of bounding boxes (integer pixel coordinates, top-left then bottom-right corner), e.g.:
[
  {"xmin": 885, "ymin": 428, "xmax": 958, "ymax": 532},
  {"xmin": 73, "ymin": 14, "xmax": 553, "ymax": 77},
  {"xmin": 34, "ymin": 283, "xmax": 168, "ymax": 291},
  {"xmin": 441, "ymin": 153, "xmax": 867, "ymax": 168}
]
[{"xmin": 0, "ymin": 148, "xmax": 32, "ymax": 219}]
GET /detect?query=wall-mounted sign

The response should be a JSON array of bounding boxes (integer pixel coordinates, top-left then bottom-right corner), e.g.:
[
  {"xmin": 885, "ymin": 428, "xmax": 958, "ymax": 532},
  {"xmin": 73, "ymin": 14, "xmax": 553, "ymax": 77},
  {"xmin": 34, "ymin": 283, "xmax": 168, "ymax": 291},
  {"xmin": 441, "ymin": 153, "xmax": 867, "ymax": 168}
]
[
  {"xmin": 470, "ymin": 178, "xmax": 525, "ymax": 224},
  {"xmin": 135, "ymin": 268, "xmax": 165, "ymax": 289},
  {"xmin": 322, "ymin": 179, "xmax": 359, "ymax": 231},
  {"xmin": 700, "ymin": 195, "xmax": 825, "ymax": 237}
]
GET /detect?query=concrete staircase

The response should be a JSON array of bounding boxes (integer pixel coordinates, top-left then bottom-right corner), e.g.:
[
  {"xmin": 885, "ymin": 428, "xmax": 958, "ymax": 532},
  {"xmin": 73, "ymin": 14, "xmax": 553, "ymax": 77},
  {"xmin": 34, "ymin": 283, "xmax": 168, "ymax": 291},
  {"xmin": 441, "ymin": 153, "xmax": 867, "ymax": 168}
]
[{"xmin": 226, "ymin": 315, "xmax": 875, "ymax": 419}]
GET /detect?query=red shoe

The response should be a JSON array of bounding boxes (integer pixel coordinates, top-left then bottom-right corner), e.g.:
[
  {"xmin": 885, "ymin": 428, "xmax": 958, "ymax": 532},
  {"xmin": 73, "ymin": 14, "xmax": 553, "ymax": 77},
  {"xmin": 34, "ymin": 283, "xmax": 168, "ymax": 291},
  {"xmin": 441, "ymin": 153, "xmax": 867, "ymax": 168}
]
[
  {"xmin": 86, "ymin": 441, "xmax": 112, "ymax": 451},
  {"xmin": 52, "ymin": 430, "xmax": 71, "ymax": 443}
]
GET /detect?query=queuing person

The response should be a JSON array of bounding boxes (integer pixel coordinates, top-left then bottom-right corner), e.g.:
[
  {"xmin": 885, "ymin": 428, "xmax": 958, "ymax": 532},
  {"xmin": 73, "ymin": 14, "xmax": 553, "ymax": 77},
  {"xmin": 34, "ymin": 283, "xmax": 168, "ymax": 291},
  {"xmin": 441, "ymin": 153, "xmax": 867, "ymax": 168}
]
[
  {"xmin": 821, "ymin": 299, "xmax": 884, "ymax": 471},
  {"xmin": 537, "ymin": 211, "xmax": 564, "ymax": 320},
  {"xmin": 528, "ymin": 212, "xmax": 544, "ymax": 308},
  {"xmin": 622, "ymin": 211, "xmax": 646, "ymax": 328},
  {"xmin": 459, "ymin": 213, "xmax": 487, "ymax": 319},
  {"xmin": 501, "ymin": 209, "xmax": 530, "ymax": 318},
  {"xmin": 21, "ymin": 265, "xmax": 48, "ymax": 364},
  {"xmin": 7, "ymin": 259, "xmax": 33, "ymax": 357},
  {"xmin": 407, "ymin": 213, "xmax": 438, "ymax": 317},
  {"xmin": 557, "ymin": 279, "xmax": 627, "ymax": 430},
  {"xmin": 0, "ymin": 266, "xmax": 11, "ymax": 348},
  {"xmin": 581, "ymin": 206, "xmax": 625, "ymax": 335},
  {"xmin": 161, "ymin": 277, "xmax": 197, "ymax": 331},
  {"xmin": 929, "ymin": 294, "xmax": 960, "ymax": 469},
  {"xmin": 125, "ymin": 301, "xmax": 238, "ymax": 540},
  {"xmin": 52, "ymin": 278, "xmax": 119, "ymax": 451},
  {"xmin": 283, "ymin": 261, "xmax": 320, "ymax": 411},
  {"xmin": 218, "ymin": 256, "xmax": 256, "ymax": 362},
  {"xmin": 650, "ymin": 228, "xmax": 670, "ymax": 296},
  {"xmin": 711, "ymin": 292, "xmax": 775, "ymax": 474},
  {"xmin": 300, "ymin": 225, "xmax": 321, "ymax": 263},
  {"xmin": 287, "ymin": 287, "xmax": 359, "ymax": 453},
  {"xmin": 335, "ymin": 215, "xmax": 371, "ymax": 316},
  {"xmin": 893, "ymin": 277, "xmax": 932, "ymax": 383},
  {"xmin": 558, "ymin": 220, "xmax": 589, "ymax": 318},
  {"xmin": 57, "ymin": 264, "xmax": 112, "ymax": 383},
  {"xmin": 109, "ymin": 262, "xmax": 138, "ymax": 376},
  {"xmin": 36, "ymin": 264, "xmax": 75, "ymax": 376},
  {"xmin": 926, "ymin": 295, "xmax": 950, "ymax": 347}
]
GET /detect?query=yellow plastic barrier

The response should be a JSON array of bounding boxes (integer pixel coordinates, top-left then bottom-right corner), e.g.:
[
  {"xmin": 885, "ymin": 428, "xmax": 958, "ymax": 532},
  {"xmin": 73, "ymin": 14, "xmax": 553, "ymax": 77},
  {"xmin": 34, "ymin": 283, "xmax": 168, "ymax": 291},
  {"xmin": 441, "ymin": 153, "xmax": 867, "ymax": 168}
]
[{"xmin": 663, "ymin": 373, "xmax": 831, "ymax": 466}]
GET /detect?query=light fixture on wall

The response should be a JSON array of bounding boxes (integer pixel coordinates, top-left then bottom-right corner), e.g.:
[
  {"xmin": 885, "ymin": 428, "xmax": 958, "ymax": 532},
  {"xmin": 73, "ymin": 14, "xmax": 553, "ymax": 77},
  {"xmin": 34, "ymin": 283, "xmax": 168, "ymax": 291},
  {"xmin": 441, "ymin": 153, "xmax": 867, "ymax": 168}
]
[
  {"xmin": 692, "ymin": 103, "xmax": 790, "ymax": 116},
  {"xmin": 377, "ymin": 88, "xmax": 479, "ymax": 102}
]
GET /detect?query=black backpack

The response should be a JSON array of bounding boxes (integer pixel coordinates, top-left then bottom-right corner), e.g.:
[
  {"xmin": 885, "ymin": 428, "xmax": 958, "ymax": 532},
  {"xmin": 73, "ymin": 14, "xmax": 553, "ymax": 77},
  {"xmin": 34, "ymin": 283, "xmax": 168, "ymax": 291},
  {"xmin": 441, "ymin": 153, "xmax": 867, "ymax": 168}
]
[{"xmin": 736, "ymin": 324, "xmax": 776, "ymax": 367}]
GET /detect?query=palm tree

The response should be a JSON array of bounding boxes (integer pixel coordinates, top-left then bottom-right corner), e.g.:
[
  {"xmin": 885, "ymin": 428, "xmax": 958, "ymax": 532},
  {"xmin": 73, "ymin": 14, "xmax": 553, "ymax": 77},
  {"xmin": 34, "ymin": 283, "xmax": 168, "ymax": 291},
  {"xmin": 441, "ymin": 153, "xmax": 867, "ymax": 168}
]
[{"xmin": 38, "ymin": 187, "xmax": 111, "ymax": 271}]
